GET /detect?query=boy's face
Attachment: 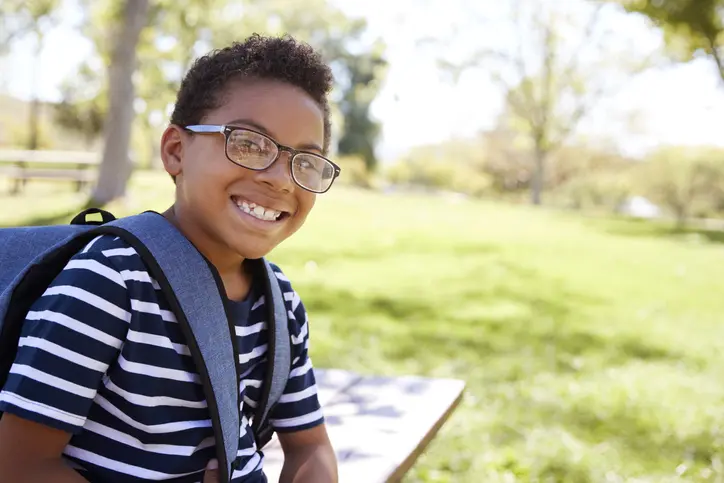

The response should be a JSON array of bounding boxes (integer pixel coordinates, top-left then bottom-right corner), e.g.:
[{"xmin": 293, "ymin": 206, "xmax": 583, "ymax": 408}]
[{"xmin": 162, "ymin": 79, "xmax": 324, "ymax": 261}]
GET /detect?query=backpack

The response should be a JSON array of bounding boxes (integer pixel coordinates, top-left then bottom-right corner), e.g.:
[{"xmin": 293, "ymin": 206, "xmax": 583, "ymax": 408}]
[{"xmin": 0, "ymin": 208, "xmax": 291, "ymax": 483}]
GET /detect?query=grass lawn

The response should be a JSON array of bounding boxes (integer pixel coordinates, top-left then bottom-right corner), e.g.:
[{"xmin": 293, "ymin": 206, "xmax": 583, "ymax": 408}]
[{"xmin": 2, "ymin": 172, "xmax": 723, "ymax": 482}]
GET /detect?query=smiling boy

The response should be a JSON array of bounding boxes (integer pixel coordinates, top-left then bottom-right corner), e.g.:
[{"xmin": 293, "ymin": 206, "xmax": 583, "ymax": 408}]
[{"xmin": 0, "ymin": 35, "xmax": 339, "ymax": 483}]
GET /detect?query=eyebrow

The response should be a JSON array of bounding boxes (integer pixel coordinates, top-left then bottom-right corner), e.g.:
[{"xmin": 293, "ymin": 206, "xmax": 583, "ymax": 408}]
[{"xmin": 226, "ymin": 118, "xmax": 323, "ymax": 153}]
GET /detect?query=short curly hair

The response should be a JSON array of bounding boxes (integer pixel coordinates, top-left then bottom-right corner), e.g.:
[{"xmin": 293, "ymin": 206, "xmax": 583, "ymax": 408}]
[{"xmin": 170, "ymin": 34, "xmax": 334, "ymax": 154}]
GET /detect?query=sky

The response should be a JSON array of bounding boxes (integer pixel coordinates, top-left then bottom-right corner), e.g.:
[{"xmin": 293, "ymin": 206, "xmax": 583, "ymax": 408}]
[{"xmin": 2, "ymin": 0, "xmax": 724, "ymax": 163}]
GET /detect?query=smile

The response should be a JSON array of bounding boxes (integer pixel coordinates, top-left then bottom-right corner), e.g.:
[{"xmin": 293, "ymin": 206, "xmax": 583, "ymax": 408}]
[{"xmin": 230, "ymin": 196, "xmax": 289, "ymax": 222}]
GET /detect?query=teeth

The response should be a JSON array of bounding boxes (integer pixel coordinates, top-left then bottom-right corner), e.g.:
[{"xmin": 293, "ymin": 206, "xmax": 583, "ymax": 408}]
[{"xmin": 234, "ymin": 198, "xmax": 281, "ymax": 221}]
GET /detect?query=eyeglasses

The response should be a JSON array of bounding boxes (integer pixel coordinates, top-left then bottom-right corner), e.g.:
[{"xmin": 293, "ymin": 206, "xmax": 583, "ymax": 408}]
[{"xmin": 184, "ymin": 124, "xmax": 341, "ymax": 194}]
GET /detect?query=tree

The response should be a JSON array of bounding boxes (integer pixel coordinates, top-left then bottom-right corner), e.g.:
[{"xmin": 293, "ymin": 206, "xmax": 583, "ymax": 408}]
[
  {"xmin": 612, "ymin": 0, "xmax": 724, "ymax": 85},
  {"xmin": 0, "ymin": 0, "xmax": 62, "ymax": 150},
  {"xmin": 335, "ymin": 43, "xmax": 387, "ymax": 171},
  {"xmin": 437, "ymin": 0, "xmax": 653, "ymax": 205},
  {"xmin": 637, "ymin": 146, "xmax": 724, "ymax": 226},
  {"xmin": 227, "ymin": 0, "xmax": 389, "ymax": 171},
  {"xmin": 90, "ymin": 0, "xmax": 150, "ymax": 206}
]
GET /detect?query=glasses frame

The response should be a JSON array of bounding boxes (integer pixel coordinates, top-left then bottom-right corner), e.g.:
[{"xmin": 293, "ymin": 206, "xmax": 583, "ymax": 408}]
[{"xmin": 184, "ymin": 124, "xmax": 341, "ymax": 194}]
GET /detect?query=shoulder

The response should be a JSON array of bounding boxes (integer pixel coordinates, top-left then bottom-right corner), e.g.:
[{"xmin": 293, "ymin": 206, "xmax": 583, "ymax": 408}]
[
  {"xmin": 266, "ymin": 262, "xmax": 302, "ymax": 311},
  {"xmin": 266, "ymin": 261, "xmax": 309, "ymax": 333},
  {"xmin": 49, "ymin": 234, "xmax": 152, "ymax": 301},
  {"xmin": 72, "ymin": 233, "xmax": 147, "ymax": 269}
]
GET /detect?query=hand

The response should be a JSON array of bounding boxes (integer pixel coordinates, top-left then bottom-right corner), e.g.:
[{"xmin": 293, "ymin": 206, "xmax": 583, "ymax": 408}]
[{"xmin": 203, "ymin": 459, "xmax": 219, "ymax": 483}]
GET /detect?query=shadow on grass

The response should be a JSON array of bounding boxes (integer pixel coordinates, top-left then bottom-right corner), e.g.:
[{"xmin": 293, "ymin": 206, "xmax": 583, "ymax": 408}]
[
  {"xmin": 590, "ymin": 216, "xmax": 724, "ymax": 245},
  {"xmin": 300, "ymin": 276, "xmax": 687, "ymax": 379}
]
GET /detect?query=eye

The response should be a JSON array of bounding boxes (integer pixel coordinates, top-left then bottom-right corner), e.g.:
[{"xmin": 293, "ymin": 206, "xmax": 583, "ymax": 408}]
[{"xmin": 238, "ymin": 139, "xmax": 264, "ymax": 153}]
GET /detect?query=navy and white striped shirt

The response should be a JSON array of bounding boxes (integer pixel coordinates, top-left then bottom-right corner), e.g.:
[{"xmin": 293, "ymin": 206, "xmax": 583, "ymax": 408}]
[{"xmin": 0, "ymin": 235, "xmax": 324, "ymax": 482}]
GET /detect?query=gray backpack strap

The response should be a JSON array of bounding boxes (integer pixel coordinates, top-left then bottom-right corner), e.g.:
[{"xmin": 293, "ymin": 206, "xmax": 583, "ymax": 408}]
[
  {"xmin": 250, "ymin": 258, "xmax": 291, "ymax": 449},
  {"xmin": 105, "ymin": 212, "xmax": 240, "ymax": 482}
]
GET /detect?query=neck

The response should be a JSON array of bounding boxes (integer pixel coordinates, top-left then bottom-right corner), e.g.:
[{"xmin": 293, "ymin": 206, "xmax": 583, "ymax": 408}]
[{"xmin": 162, "ymin": 205, "xmax": 251, "ymax": 300}]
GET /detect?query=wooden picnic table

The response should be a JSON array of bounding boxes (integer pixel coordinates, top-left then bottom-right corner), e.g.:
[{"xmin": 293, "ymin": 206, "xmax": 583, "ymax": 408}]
[
  {"xmin": 262, "ymin": 368, "xmax": 465, "ymax": 482},
  {"xmin": 0, "ymin": 149, "xmax": 100, "ymax": 194}
]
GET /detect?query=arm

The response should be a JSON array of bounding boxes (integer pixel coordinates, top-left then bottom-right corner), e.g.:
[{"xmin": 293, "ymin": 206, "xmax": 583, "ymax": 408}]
[
  {"xmin": 265, "ymin": 275, "xmax": 337, "ymax": 482},
  {"xmin": 277, "ymin": 424, "xmax": 337, "ymax": 483},
  {"xmin": 0, "ymin": 414, "xmax": 89, "ymax": 483},
  {"xmin": 0, "ymin": 243, "xmax": 131, "ymax": 481}
]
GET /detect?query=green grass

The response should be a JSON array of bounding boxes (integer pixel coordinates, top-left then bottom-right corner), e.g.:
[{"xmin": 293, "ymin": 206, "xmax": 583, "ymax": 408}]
[{"xmin": 3, "ymin": 172, "xmax": 724, "ymax": 482}]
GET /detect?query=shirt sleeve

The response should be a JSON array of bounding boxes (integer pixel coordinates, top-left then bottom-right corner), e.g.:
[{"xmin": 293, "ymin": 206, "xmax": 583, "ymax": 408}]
[
  {"xmin": 268, "ymin": 286, "xmax": 325, "ymax": 433},
  {"xmin": 0, "ymin": 242, "xmax": 132, "ymax": 435}
]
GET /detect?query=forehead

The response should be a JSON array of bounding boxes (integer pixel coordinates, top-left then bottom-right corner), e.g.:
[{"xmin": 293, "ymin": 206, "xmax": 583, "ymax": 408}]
[{"xmin": 205, "ymin": 79, "xmax": 325, "ymax": 150}]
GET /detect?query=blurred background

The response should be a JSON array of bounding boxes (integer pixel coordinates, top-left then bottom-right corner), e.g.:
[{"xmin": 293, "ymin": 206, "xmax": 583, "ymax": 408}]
[{"xmin": 1, "ymin": 0, "xmax": 723, "ymax": 481}]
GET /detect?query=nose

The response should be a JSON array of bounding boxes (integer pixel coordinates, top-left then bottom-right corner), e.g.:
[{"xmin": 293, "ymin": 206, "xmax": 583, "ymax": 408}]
[{"xmin": 257, "ymin": 150, "xmax": 295, "ymax": 192}]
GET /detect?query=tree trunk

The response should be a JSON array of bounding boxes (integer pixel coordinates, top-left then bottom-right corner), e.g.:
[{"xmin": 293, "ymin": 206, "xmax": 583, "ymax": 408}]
[
  {"xmin": 674, "ymin": 206, "xmax": 688, "ymax": 230},
  {"xmin": 530, "ymin": 148, "xmax": 546, "ymax": 205},
  {"xmin": 89, "ymin": 0, "xmax": 149, "ymax": 207}
]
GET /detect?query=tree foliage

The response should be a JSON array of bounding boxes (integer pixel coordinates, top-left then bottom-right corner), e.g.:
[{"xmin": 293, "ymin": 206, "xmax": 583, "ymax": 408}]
[
  {"xmin": 51, "ymin": 0, "xmax": 388, "ymax": 203},
  {"xmin": 635, "ymin": 146, "xmax": 724, "ymax": 225},
  {"xmin": 614, "ymin": 0, "xmax": 724, "ymax": 83},
  {"xmin": 439, "ymin": 0, "xmax": 652, "ymax": 205}
]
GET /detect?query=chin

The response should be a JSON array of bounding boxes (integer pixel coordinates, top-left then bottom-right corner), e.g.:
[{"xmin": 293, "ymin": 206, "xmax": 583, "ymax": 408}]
[{"xmin": 231, "ymin": 241, "xmax": 277, "ymax": 261}]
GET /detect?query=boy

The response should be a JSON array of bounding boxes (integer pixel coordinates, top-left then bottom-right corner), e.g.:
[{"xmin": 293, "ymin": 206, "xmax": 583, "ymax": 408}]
[{"xmin": 0, "ymin": 34, "xmax": 339, "ymax": 483}]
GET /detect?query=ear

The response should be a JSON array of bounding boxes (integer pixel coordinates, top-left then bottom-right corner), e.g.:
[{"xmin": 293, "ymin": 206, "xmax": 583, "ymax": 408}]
[{"xmin": 160, "ymin": 125, "xmax": 186, "ymax": 179}]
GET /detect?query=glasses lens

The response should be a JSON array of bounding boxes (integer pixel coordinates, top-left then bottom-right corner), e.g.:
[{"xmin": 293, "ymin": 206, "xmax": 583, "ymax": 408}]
[
  {"xmin": 292, "ymin": 154, "xmax": 336, "ymax": 192},
  {"xmin": 226, "ymin": 129, "xmax": 277, "ymax": 169}
]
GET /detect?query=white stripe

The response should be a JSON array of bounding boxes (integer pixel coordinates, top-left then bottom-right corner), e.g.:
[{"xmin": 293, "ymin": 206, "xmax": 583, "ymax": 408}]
[
  {"xmin": 239, "ymin": 344, "xmax": 267, "ymax": 364},
  {"xmin": 130, "ymin": 299, "xmax": 176, "ymax": 322},
  {"xmin": 274, "ymin": 271, "xmax": 290, "ymax": 282},
  {"xmin": 44, "ymin": 286, "xmax": 131, "ymax": 323},
  {"xmin": 64, "ymin": 445, "xmax": 201, "ymax": 479},
  {"xmin": 278, "ymin": 385, "xmax": 317, "ymax": 404},
  {"xmin": 243, "ymin": 379, "xmax": 263, "ymax": 389},
  {"xmin": 8, "ymin": 364, "xmax": 96, "ymax": 398},
  {"xmin": 120, "ymin": 270, "xmax": 161, "ymax": 290},
  {"xmin": 103, "ymin": 378, "xmax": 206, "ymax": 409},
  {"xmin": 25, "ymin": 310, "xmax": 123, "ymax": 348},
  {"xmin": 291, "ymin": 321, "xmax": 307, "ymax": 345},
  {"xmin": 284, "ymin": 291, "xmax": 301, "ymax": 311},
  {"xmin": 243, "ymin": 395, "xmax": 257, "ymax": 409},
  {"xmin": 235, "ymin": 322, "xmax": 265, "ymax": 337},
  {"xmin": 270, "ymin": 408, "xmax": 324, "ymax": 428},
  {"xmin": 95, "ymin": 395, "xmax": 211, "ymax": 434},
  {"xmin": 237, "ymin": 446, "xmax": 257, "ymax": 457},
  {"xmin": 65, "ymin": 259, "xmax": 125, "ymax": 287},
  {"xmin": 117, "ymin": 355, "xmax": 200, "ymax": 384},
  {"xmin": 0, "ymin": 391, "xmax": 85, "ymax": 426},
  {"xmin": 289, "ymin": 359, "xmax": 312, "ymax": 378},
  {"xmin": 231, "ymin": 453, "xmax": 262, "ymax": 478},
  {"xmin": 18, "ymin": 336, "xmax": 108, "ymax": 372},
  {"xmin": 126, "ymin": 330, "xmax": 190, "ymax": 356},
  {"xmin": 81, "ymin": 235, "xmax": 104, "ymax": 254},
  {"xmin": 287, "ymin": 309, "xmax": 297, "ymax": 321},
  {"xmin": 102, "ymin": 247, "xmax": 137, "ymax": 258},
  {"xmin": 83, "ymin": 420, "xmax": 213, "ymax": 456},
  {"xmin": 251, "ymin": 296, "xmax": 265, "ymax": 311}
]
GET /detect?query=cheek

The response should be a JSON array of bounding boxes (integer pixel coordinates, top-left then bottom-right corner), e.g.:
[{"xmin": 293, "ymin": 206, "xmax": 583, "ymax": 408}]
[
  {"xmin": 181, "ymin": 155, "xmax": 237, "ymax": 206},
  {"xmin": 295, "ymin": 193, "xmax": 316, "ymax": 221}
]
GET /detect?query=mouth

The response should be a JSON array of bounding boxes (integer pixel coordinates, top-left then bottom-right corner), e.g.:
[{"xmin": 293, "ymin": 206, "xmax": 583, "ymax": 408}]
[{"xmin": 230, "ymin": 195, "xmax": 291, "ymax": 223}]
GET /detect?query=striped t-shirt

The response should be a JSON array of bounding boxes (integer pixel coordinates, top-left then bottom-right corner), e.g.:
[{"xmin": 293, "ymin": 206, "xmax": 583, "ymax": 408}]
[{"xmin": 0, "ymin": 234, "xmax": 324, "ymax": 482}]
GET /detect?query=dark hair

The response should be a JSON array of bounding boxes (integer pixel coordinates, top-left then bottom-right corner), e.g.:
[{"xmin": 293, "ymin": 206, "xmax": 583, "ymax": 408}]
[{"xmin": 170, "ymin": 34, "xmax": 334, "ymax": 153}]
